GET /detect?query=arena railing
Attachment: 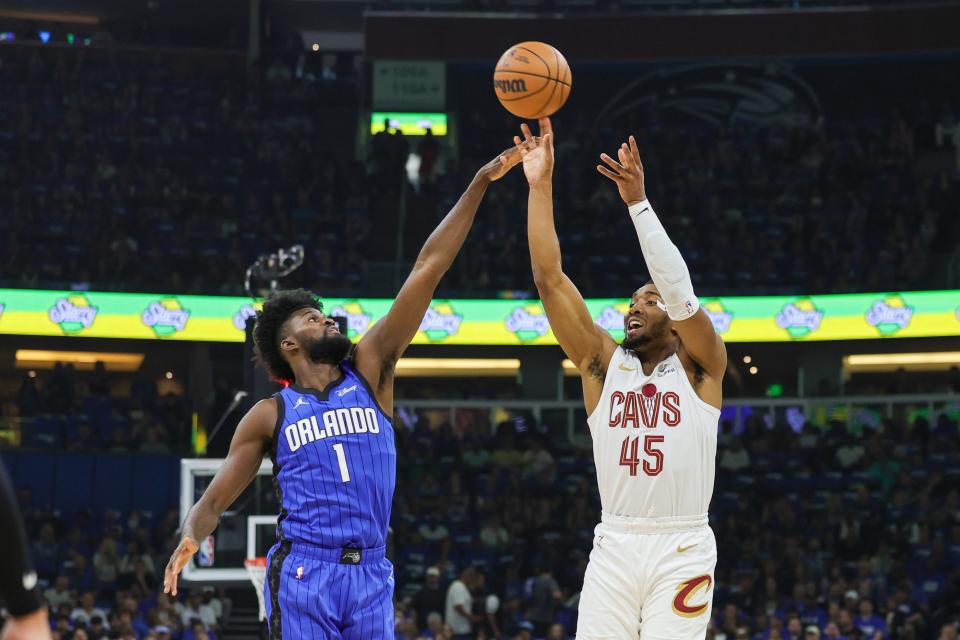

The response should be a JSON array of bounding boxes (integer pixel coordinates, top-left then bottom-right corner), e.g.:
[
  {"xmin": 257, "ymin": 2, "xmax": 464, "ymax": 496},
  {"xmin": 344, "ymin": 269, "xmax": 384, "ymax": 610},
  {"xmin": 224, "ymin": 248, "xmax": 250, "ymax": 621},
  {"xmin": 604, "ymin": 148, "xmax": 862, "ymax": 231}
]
[{"xmin": 394, "ymin": 393, "xmax": 959, "ymax": 445}]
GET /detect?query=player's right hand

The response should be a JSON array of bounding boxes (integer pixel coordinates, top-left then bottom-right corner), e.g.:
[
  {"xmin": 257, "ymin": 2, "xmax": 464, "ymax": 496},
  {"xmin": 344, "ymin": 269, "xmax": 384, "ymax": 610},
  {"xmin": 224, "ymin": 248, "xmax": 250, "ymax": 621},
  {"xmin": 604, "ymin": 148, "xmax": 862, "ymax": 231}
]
[
  {"xmin": 0, "ymin": 608, "xmax": 52, "ymax": 640},
  {"xmin": 163, "ymin": 536, "xmax": 199, "ymax": 596},
  {"xmin": 515, "ymin": 117, "xmax": 554, "ymax": 186},
  {"xmin": 597, "ymin": 135, "xmax": 647, "ymax": 205}
]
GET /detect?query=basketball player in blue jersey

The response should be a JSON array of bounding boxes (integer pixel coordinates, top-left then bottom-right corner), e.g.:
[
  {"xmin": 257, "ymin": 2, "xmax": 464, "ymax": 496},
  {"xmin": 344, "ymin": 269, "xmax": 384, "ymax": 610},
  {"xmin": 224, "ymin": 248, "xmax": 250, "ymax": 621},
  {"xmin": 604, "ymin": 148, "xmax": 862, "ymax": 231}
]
[{"xmin": 162, "ymin": 146, "xmax": 522, "ymax": 639}]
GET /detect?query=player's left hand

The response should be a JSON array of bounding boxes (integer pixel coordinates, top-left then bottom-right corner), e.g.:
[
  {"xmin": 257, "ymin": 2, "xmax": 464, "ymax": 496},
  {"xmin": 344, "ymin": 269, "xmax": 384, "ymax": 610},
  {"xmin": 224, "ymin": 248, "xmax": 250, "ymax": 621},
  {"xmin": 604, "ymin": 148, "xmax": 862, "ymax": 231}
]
[
  {"xmin": 479, "ymin": 145, "xmax": 522, "ymax": 183},
  {"xmin": 163, "ymin": 535, "xmax": 199, "ymax": 597},
  {"xmin": 597, "ymin": 135, "xmax": 647, "ymax": 205}
]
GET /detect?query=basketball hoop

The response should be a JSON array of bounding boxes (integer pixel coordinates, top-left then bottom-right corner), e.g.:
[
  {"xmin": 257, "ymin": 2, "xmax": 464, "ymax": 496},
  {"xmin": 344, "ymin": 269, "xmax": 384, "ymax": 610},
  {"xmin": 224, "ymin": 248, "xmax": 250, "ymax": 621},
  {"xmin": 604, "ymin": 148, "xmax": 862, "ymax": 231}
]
[{"xmin": 244, "ymin": 557, "xmax": 267, "ymax": 621}]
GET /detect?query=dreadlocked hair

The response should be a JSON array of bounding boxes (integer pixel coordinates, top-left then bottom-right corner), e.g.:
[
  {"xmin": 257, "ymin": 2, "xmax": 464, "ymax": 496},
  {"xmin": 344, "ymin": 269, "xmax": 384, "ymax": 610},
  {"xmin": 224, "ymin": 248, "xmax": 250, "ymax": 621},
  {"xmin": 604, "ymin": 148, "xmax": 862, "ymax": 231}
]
[{"xmin": 253, "ymin": 289, "xmax": 323, "ymax": 383}]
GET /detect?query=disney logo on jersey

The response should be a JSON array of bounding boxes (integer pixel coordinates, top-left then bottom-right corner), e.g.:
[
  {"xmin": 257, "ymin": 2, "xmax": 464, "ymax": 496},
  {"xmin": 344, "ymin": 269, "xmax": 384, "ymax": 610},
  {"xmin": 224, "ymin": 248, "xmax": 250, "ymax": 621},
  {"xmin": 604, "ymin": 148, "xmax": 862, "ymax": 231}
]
[
  {"xmin": 595, "ymin": 303, "xmax": 630, "ymax": 342},
  {"xmin": 141, "ymin": 298, "xmax": 190, "ymax": 337},
  {"xmin": 775, "ymin": 298, "xmax": 824, "ymax": 339},
  {"xmin": 608, "ymin": 383, "xmax": 681, "ymax": 429},
  {"xmin": 419, "ymin": 302, "xmax": 463, "ymax": 342},
  {"xmin": 701, "ymin": 300, "xmax": 733, "ymax": 334},
  {"xmin": 865, "ymin": 295, "xmax": 913, "ymax": 336},
  {"xmin": 505, "ymin": 304, "xmax": 550, "ymax": 343},
  {"xmin": 337, "ymin": 384, "xmax": 357, "ymax": 398},
  {"xmin": 328, "ymin": 301, "xmax": 371, "ymax": 339},
  {"xmin": 232, "ymin": 303, "xmax": 257, "ymax": 331},
  {"xmin": 49, "ymin": 295, "xmax": 98, "ymax": 334},
  {"xmin": 284, "ymin": 407, "xmax": 382, "ymax": 453}
]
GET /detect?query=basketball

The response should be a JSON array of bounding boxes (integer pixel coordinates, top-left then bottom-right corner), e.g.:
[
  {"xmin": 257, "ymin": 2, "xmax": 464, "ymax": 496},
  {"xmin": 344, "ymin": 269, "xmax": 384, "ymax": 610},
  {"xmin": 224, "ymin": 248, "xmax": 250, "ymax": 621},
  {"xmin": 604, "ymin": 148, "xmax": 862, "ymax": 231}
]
[{"xmin": 494, "ymin": 41, "xmax": 572, "ymax": 119}]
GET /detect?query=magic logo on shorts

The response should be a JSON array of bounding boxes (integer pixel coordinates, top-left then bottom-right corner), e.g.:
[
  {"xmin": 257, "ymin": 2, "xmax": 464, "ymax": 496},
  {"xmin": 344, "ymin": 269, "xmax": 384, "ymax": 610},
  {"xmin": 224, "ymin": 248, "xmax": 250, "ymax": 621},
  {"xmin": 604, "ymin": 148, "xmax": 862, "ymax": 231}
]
[
  {"xmin": 865, "ymin": 295, "xmax": 913, "ymax": 336},
  {"xmin": 419, "ymin": 302, "xmax": 462, "ymax": 342},
  {"xmin": 141, "ymin": 298, "xmax": 190, "ymax": 337},
  {"xmin": 702, "ymin": 299, "xmax": 733, "ymax": 334},
  {"xmin": 328, "ymin": 301, "xmax": 372, "ymax": 339},
  {"xmin": 48, "ymin": 295, "xmax": 98, "ymax": 335},
  {"xmin": 505, "ymin": 304, "xmax": 549, "ymax": 343},
  {"xmin": 595, "ymin": 303, "xmax": 631, "ymax": 342},
  {"xmin": 775, "ymin": 298, "xmax": 823, "ymax": 339},
  {"xmin": 672, "ymin": 575, "xmax": 712, "ymax": 618}
]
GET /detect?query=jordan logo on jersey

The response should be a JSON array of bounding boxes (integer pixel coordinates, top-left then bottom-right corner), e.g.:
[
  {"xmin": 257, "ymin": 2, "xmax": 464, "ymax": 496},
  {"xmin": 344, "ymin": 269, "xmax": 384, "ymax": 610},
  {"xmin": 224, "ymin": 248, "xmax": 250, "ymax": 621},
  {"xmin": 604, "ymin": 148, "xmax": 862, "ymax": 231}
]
[
  {"xmin": 608, "ymin": 383, "xmax": 681, "ymax": 429},
  {"xmin": 283, "ymin": 407, "xmax": 382, "ymax": 453}
]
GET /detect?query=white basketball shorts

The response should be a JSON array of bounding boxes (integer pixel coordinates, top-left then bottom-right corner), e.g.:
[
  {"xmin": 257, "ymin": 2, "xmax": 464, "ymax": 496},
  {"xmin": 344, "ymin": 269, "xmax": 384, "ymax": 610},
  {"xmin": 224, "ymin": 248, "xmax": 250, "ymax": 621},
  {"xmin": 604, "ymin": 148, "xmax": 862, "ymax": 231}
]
[{"xmin": 576, "ymin": 513, "xmax": 717, "ymax": 640}]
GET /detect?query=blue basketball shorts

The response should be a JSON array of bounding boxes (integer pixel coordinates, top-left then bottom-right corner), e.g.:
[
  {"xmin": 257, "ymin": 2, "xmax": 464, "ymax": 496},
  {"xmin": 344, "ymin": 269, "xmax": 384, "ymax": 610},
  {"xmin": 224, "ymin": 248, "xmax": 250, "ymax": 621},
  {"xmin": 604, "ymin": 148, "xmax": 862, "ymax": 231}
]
[{"xmin": 263, "ymin": 541, "xmax": 395, "ymax": 639}]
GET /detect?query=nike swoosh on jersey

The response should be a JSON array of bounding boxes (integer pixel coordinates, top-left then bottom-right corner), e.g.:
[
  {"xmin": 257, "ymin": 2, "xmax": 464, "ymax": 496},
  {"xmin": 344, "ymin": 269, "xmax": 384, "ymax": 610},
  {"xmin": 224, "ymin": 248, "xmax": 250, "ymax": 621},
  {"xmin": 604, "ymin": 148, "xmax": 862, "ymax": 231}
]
[
  {"xmin": 677, "ymin": 544, "xmax": 698, "ymax": 553},
  {"xmin": 618, "ymin": 363, "xmax": 637, "ymax": 372}
]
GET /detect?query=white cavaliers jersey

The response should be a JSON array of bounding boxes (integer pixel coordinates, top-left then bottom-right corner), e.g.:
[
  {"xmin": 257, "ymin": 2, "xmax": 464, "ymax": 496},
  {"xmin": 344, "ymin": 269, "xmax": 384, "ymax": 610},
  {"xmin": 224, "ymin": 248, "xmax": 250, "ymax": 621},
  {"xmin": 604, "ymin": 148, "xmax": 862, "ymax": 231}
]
[{"xmin": 586, "ymin": 348, "xmax": 720, "ymax": 519}]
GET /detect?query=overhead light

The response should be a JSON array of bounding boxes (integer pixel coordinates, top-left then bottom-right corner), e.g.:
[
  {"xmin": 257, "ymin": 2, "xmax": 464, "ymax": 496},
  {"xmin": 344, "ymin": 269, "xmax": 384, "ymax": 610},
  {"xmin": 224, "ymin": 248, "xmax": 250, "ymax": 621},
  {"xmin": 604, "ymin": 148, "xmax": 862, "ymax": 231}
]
[
  {"xmin": 312, "ymin": 43, "xmax": 320, "ymax": 51},
  {"xmin": 0, "ymin": 9, "xmax": 99, "ymax": 24},
  {"xmin": 749, "ymin": 366, "xmax": 758, "ymax": 375},
  {"xmin": 165, "ymin": 371, "xmax": 174, "ymax": 380},
  {"xmin": 15, "ymin": 350, "xmax": 145, "ymax": 372},
  {"xmin": 743, "ymin": 355, "xmax": 752, "ymax": 364},
  {"xmin": 395, "ymin": 358, "xmax": 520, "ymax": 377},
  {"xmin": 844, "ymin": 352, "xmax": 960, "ymax": 372}
]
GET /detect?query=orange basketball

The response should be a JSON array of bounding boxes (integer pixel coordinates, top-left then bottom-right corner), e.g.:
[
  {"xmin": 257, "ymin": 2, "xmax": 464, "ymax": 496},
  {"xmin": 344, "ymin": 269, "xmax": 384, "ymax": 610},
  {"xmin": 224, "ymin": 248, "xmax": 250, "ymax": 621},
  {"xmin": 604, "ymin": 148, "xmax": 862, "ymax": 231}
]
[{"xmin": 493, "ymin": 41, "xmax": 571, "ymax": 119}]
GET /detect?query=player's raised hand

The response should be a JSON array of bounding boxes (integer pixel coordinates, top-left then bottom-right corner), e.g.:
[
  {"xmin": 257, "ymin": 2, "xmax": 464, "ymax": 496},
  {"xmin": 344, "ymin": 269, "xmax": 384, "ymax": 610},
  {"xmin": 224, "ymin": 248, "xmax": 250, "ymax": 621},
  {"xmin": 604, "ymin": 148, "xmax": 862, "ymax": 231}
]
[
  {"xmin": 163, "ymin": 535, "xmax": 199, "ymax": 597},
  {"xmin": 515, "ymin": 117, "xmax": 554, "ymax": 187},
  {"xmin": 478, "ymin": 145, "xmax": 522, "ymax": 183},
  {"xmin": 597, "ymin": 135, "xmax": 647, "ymax": 205}
]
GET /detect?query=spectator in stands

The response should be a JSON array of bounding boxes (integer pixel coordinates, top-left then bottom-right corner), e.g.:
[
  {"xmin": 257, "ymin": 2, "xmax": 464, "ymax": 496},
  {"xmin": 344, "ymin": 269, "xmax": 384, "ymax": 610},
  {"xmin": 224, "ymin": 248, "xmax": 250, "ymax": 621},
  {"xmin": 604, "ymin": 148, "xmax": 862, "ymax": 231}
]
[
  {"xmin": 32, "ymin": 523, "xmax": 61, "ymax": 579},
  {"xmin": 719, "ymin": 436, "xmax": 751, "ymax": 472},
  {"xmin": 413, "ymin": 566, "xmax": 447, "ymax": 632},
  {"xmin": 70, "ymin": 591, "xmax": 107, "ymax": 627},
  {"xmin": 92, "ymin": 538, "xmax": 120, "ymax": 594},
  {"xmin": 147, "ymin": 594, "xmax": 178, "ymax": 630},
  {"xmin": 445, "ymin": 566, "xmax": 483, "ymax": 640},
  {"xmin": 418, "ymin": 512, "xmax": 451, "ymax": 562},
  {"xmin": 87, "ymin": 615, "xmax": 109, "ymax": 639},
  {"xmin": 479, "ymin": 514, "xmax": 510, "ymax": 551},
  {"xmin": 526, "ymin": 565, "xmax": 564, "ymax": 637},
  {"xmin": 855, "ymin": 599, "xmax": 886, "ymax": 638},
  {"xmin": 44, "ymin": 576, "xmax": 73, "ymax": 611},
  {"xmin": 177, "ymin": 588, "xmax": 217, "ymax": 631}
]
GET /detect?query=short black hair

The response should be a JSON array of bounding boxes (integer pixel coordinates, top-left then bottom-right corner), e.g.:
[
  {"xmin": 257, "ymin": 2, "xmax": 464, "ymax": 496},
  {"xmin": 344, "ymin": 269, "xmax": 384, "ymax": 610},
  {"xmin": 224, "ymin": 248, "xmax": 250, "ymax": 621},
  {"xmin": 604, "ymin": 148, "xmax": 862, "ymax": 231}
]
[{"xmin": 253, "ymin": 289, "xmax": 322, "ymax": 383}]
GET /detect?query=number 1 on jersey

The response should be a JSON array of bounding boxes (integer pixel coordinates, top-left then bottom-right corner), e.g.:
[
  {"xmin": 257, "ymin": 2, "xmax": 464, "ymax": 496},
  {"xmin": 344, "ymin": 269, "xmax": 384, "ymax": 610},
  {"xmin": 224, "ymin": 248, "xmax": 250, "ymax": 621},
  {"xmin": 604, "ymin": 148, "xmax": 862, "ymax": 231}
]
[{"xmin": 332, "ymin": 443, "xmax": 351, "ymax": 483}]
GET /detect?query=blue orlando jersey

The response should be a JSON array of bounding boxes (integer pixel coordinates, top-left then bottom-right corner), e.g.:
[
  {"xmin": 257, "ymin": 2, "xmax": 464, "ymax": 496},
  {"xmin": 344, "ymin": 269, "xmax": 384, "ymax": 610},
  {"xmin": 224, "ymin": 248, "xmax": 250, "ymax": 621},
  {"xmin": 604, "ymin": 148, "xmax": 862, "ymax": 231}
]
[{"xmin": 271, "ymin": 359, "xmax": 396, "ymax": 549}]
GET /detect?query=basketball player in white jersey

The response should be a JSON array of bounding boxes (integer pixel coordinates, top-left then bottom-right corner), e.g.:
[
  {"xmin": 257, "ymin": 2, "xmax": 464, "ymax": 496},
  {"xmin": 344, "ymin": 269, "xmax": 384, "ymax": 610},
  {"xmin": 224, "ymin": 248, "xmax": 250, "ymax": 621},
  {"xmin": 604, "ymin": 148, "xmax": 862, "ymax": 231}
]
[{"xmin": 514, "ymin": 118, "xmax": 725, "ymax": 639}]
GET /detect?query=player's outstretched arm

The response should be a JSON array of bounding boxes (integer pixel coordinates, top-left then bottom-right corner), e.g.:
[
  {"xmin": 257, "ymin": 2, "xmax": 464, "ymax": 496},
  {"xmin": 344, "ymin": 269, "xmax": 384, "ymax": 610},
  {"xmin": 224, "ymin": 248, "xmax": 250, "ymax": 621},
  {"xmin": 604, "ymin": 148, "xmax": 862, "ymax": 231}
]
[
  {"xmin": 353, "ymin": 147, "xmax": 521, "ymax": 401},
  {"xmin": 163, "ymin": 398, "xmax": 275, "ymax": 596},
  {"xmin": 0, "ymin": 461, "xmax": 51, "ymax": 640},
  {"xmin": 597, "ymin": 136, "xmax": 727, "ymax": 382},
  {"xmin": 518, "ymin": 118, "xmax": 616, "ymax": 385}
]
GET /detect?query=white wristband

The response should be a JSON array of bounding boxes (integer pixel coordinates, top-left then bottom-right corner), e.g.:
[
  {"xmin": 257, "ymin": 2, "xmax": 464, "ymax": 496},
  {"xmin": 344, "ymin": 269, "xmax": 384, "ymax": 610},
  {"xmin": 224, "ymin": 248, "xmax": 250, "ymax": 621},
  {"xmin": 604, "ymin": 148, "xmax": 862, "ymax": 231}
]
[{"xmin": 626, "ymin": 200, "xmax": 700, "ymax": 321}]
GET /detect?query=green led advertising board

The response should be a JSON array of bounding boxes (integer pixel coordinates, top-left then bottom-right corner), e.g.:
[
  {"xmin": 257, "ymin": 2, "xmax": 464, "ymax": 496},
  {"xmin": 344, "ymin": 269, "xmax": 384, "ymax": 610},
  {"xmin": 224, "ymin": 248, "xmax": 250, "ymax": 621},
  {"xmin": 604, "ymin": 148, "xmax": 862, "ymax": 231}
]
[{"xmin": 0, "ymin": 289, "xmax": 958, "ymax": 344}]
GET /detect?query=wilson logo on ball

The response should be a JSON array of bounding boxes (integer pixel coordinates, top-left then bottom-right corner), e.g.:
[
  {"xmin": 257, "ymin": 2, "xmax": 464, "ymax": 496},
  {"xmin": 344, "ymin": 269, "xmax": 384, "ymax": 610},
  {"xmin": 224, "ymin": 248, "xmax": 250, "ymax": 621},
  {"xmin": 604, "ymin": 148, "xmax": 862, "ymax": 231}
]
[{"xmin": 494, "ymin": 78, "xmax": 528, "ymax": 93}]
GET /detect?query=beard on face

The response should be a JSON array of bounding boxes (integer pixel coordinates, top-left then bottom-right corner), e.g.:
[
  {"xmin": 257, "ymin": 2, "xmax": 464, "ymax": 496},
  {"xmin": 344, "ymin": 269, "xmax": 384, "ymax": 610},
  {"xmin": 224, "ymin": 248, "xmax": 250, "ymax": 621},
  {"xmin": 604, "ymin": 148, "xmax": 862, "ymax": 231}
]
[
  {"xmin": 621, "ymin": 333, "xmax": 653, "ymax": 351},
  {"xmin": 621, "ymin": 315, "xmax": 671, "ymax": 352},
  {"xmin": 303, "ymin": 332, "xmax": 352, "ymax": 364}
]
